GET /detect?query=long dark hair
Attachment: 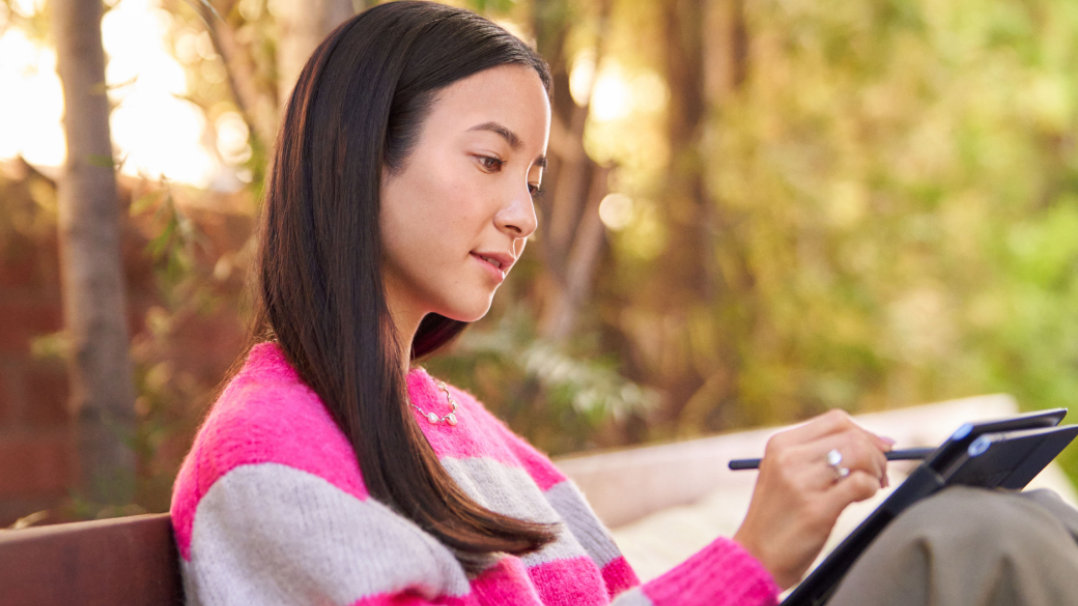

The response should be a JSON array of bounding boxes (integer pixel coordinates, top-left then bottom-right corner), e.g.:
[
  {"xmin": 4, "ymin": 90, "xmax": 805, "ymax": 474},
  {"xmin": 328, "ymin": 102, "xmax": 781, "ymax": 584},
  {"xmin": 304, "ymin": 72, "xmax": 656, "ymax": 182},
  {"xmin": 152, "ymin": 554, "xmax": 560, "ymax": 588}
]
[{"xmin": 253, "ymin": 1, "xmax": 555, "ymax": 572}]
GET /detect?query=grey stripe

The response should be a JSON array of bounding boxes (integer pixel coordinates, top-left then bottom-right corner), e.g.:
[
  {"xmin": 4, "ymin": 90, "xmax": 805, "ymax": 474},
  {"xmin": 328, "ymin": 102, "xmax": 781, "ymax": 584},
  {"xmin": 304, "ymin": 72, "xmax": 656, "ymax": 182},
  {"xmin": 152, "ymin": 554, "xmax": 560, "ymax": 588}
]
[
  {"xmin": 611, "ymin": 586, "xmax": 655, "ymax": 606},
  {"xmin": 186, "ymin": 463, "xmax": 470, "ymax": 605},
  {"xmin": 544, "ymin": 480, "xmax": 623, "ymax": 568},
  {"xmin": 441, "ymin": 457, "xmax": 596, "ymax": 568}
]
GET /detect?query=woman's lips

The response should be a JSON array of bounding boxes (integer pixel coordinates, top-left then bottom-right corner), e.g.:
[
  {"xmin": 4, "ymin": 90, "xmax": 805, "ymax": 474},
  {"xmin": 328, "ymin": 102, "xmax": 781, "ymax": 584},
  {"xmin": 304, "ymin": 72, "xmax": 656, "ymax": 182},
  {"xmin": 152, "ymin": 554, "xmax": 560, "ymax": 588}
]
[{"xmin": 472, "ymin": 251, "xmax": 514, "ymax": 281}]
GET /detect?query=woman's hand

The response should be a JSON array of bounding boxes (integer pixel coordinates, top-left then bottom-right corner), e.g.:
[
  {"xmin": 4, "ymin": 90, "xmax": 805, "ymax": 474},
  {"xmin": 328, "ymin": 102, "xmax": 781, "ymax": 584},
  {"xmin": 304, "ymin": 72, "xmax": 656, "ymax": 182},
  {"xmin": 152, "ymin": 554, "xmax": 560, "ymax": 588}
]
[{"xmin": 732, "ymin": 409, "xmax": 894, "ymax": 589}]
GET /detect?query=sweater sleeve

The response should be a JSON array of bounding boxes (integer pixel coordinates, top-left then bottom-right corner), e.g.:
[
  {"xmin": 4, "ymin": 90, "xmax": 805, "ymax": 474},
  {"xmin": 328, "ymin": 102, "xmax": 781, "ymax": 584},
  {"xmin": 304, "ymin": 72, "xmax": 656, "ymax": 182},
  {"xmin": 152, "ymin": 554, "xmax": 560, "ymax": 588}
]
[
  {"xmin": 171, "ymin": 345, "xmax": 476, "ymax": 605},
  {"xmin": 486, "ymin": 412, "xmax": 781, "ymax": 606},
  {"xmin": 612, "ymin": 537, "xmax": 780, "ymax": 606},
  {"xmin": 177, "ymin": 461, "xmax": 474, "ymax": 606}
]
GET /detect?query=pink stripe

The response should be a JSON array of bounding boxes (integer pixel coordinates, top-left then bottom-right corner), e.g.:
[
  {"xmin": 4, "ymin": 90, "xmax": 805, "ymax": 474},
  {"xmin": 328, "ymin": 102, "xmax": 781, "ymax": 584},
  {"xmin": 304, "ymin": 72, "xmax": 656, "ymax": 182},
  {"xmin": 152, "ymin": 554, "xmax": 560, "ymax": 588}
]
[
  {"xmin": 641, "ymin": 537, "xmax": 779, "ymax": 606},
  {"xmin": 601, "ymin": 556, "xmax": 641, "ymax": 597},
  {"xmin": 406, "ymin": 370, "xmax": 517, "ymax": 464},
  {"xmin": 172, "ymin": 344, "xmax": 368, "ymax": 558},
  {"xmin": 467, "ymin": 558, "xmax": 545, "ymax": 604},
  {"xmin": 170, "ymin": 455, "xmax": 201, "ymax": 558},
  {"xmin": 349, "ymin": 592, "xmax": 473, "ymax": 605},
  {"xmin": 409, "ymin": 370, "xmax": 567, "ymax": 490},
  {"xmin": 509, "ymin": 440, "xmax": 568, "ymax": 491},
  {"xmin": 526, "ymin": 556, "xmax": 612, "ymax": 606},
  {"xmin": 343, "ymin": 556, "xmax": 632, "ymax": 606}
]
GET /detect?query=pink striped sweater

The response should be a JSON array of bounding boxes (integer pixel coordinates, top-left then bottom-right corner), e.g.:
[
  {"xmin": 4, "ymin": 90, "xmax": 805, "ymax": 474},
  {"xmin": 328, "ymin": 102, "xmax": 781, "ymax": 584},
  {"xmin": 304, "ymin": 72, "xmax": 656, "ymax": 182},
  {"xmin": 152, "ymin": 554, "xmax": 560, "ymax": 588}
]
[{"xmin": 171, "ymin": 343, "xmax": 779, "ymax": 605}]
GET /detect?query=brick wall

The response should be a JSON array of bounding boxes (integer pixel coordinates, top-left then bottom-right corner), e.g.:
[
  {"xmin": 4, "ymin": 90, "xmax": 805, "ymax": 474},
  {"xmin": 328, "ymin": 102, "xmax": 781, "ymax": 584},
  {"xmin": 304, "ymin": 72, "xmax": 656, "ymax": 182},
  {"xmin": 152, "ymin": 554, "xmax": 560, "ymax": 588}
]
[
  {"xmin": 0, "ymin": 181, "xmax": 72, "ymax": 524},
  {"xmin": 0, "ymin": 161, "xmax": 251, "ymax": 526}
]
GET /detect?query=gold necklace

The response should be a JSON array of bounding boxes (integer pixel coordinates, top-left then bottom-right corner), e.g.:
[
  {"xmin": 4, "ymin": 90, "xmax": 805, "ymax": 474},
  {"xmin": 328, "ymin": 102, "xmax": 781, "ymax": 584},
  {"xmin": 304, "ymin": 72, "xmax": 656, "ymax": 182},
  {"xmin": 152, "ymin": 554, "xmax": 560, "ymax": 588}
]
[{"xmin": 412, "ymin": 378, "xmax": 459, "ymax": 426}]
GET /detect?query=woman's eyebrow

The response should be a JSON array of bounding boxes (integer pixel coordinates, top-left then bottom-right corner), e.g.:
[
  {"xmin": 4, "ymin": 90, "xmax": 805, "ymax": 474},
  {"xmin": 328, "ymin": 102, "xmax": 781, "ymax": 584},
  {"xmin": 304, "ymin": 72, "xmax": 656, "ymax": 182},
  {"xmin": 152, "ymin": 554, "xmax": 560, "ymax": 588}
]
[
  {"xmin": 468, "ymin": 121, "xmax": 522, "ymax": 148},
  {"xmin": 467, "ymin": 121, "xmax": 547, "ymax": 168}
]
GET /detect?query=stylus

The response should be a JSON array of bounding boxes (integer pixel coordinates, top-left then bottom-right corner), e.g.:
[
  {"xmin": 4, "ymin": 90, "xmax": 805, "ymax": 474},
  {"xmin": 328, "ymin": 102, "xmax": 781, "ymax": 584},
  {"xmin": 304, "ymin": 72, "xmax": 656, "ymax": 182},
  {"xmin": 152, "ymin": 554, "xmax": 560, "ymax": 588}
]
[{"xmin": 727, "ymin": 447, "xmax": 937, "ymax": 471}]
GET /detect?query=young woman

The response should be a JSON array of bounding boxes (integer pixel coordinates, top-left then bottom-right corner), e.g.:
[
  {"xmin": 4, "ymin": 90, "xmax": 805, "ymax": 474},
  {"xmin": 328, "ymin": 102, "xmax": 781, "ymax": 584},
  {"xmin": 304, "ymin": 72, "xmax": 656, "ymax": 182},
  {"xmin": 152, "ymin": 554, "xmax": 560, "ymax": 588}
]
[{"xmin": 171, "ymin": 2, "xmax": 1078, "ymax": 605}]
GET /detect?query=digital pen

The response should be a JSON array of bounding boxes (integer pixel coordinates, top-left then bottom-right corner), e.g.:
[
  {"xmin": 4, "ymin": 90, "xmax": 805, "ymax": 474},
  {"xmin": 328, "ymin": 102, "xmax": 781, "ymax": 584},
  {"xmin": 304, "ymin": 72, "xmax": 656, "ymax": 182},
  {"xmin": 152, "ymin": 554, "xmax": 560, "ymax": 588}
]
[{"xmin": 727, "ymin": 447, "xmax": 937, "ymax": 471}]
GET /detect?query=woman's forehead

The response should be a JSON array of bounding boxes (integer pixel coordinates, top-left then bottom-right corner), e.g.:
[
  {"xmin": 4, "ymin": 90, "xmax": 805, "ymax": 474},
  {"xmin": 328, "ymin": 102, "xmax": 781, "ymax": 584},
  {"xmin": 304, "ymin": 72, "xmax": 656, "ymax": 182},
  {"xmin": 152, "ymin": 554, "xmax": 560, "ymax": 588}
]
[{"xmin": 424, "ymin": 65, "xmax": 551, "ymax": 151}]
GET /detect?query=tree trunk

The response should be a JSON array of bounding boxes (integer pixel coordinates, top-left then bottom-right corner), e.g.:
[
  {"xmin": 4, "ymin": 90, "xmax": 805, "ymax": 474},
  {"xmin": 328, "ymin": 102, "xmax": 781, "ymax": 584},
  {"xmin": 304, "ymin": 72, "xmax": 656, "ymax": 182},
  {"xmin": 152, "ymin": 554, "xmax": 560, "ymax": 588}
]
[
  {"xmin": 52, "ymin": 0, "xmax": 137, "ymax": 506},
  {"xmin": 647, "ymin": 0, "xmax": 710, "ymax": 418},
  {"xmin": 276, "ymin": 0, "xmax": 354, "ymax": 105},
  {"xmin": 196, "ymin": 0, "xmax": 279, "ymax": 151},
  {"xmin": 532, "ymin": 0, "xmax": 613, "ymax": 342},
  {"xmin": 659, "ymin": 0, "xmax": 756, "ymax": 433},
  {"xmin": 660, "ymin": 0, "xmax": 711, "ymax": 302}
]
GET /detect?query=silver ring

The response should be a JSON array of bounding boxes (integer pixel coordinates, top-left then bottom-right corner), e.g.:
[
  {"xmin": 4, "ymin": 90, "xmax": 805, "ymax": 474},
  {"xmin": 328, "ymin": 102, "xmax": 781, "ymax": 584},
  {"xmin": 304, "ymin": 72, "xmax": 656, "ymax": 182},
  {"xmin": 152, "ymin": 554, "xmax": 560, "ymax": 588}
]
[{"xmin": 826, "ymin": 448, "xmax": 850, "ymax": 480}]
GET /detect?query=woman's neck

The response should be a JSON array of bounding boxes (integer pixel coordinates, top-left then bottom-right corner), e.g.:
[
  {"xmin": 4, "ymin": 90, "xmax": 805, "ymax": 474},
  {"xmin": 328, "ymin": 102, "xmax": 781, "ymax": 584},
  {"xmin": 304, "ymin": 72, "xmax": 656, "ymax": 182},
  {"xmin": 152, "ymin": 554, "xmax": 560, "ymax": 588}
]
[{"xmin": 387, "ymin": 306, "xmax": 423, "ymax": 374}]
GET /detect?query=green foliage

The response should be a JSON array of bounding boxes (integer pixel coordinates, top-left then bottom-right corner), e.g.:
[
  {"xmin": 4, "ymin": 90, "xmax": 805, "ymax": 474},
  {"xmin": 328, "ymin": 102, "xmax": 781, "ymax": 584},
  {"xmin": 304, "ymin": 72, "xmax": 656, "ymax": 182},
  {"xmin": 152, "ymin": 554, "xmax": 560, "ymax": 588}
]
[
  {"xmin": 464, "ymin": 0, "xmax": 517, "ymax": 15},
  {"xmin": 425, "ymin": 308, "xmax": 658, "ymax": 455},
  {"xmin": 131, "ymin": 184, "xmax": 200, "ymax": 290},
  {"xmin": 582, "ymin": 0, "xmax": 1078, "ymax": 478},
  {"xmin": 12, "ymin": 0, "xmax": 1078, "ymax": 508},
  {"xmin": 729, "ymin": 0, "xmax": 1078, "ymax": 411}
]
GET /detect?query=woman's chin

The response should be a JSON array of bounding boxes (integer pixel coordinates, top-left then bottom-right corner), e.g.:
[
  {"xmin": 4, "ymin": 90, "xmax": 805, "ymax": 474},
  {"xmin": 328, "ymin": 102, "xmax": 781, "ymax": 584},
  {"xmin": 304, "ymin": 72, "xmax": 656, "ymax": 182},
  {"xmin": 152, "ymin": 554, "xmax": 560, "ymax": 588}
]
[{"xmin": 440, "ymin": 302, "xmax": 494, "ymax": 324}]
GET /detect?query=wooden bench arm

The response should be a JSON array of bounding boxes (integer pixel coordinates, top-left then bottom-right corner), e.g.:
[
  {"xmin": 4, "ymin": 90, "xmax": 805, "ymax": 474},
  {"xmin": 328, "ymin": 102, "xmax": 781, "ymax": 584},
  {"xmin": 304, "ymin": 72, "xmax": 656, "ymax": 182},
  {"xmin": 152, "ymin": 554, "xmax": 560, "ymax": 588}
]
[{"xmin": 0, "ymin": 512, "xmax": 183, "ymax": 605}]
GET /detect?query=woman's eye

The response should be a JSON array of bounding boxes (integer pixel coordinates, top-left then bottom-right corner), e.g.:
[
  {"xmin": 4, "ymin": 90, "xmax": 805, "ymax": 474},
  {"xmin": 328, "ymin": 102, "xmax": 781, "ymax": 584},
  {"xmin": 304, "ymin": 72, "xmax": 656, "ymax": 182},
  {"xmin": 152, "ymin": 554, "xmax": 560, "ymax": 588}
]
[
  {"xmin": 528, "ymin": 183, "xmax": 544, "ymax": 199},
  {"xmin": 476, "ymin": 155, "xmax": 504, "ymax": 172}
]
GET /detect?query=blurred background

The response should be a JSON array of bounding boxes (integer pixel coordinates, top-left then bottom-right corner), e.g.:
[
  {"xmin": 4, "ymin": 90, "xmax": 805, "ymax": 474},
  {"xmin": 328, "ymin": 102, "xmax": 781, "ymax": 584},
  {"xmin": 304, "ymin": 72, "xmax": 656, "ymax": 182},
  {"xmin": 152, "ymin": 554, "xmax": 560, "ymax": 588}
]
[{"xmin": 2, "ymin": 0, "xmax": 1078, "ymax": 526}]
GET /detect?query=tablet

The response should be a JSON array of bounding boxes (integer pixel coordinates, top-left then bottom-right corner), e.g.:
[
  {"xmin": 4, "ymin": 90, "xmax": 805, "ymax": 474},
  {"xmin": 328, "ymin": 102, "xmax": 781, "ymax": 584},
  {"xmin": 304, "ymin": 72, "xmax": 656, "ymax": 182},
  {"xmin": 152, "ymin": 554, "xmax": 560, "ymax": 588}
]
[{"xmin": 782, "ymin": 408, "xmax": 1075, "ymax": 606}]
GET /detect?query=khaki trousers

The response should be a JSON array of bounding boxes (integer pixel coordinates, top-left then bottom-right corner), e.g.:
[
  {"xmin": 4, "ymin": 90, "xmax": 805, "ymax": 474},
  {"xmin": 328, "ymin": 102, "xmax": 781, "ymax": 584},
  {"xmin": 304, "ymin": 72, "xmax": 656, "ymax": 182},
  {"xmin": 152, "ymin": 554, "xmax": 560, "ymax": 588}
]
[{"xmin": 827, "ymin": 486, "xmax": 1078, "ymax": 606}]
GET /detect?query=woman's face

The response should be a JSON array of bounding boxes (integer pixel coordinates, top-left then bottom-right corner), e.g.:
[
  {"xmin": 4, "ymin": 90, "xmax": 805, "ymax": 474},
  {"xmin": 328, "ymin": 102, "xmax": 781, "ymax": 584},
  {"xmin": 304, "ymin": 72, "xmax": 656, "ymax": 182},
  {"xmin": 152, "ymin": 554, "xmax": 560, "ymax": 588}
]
[{"xmin": 380, "ymin": 64, "xmax": 551, "ymax": 333}]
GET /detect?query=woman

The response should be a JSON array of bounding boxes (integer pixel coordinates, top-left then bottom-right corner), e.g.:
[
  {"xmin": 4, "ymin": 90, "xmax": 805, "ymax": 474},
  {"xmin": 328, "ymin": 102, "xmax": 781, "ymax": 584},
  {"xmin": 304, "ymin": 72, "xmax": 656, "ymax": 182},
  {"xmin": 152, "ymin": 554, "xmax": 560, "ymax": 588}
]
[{"xmin": 171, "ymin": 2, "xmax": 1078, "ymax": 605}]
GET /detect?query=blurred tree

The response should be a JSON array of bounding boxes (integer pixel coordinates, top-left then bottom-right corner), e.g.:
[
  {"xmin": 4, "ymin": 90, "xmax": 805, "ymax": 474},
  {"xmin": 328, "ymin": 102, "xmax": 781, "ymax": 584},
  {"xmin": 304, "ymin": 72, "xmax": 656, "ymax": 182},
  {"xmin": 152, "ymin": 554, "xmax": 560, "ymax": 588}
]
[
  {"xmin": 51, "ymin": 0, "xmax": 136, "ymax": 506},
  {"xmin": 664, "ymin": 0, "xmax": 757, "ymax": 435},
  {"xmin": 191, "ymin": 0, "xmax": 279, "ymax": 151},
  {"xmin": 275, "ymin": 0, "xmax": 355, "ymax": 106},
  {"xmin": 11, "ymin": 0, "xmax": 1078, "ymax": 497},
  {"xmin": 695, "ymin": 0, "xmax": 1078, "ymax": 435},
  {"xmin": 652, "ymin": 0, "xmax": 716, "ymax": 429},
  {"xmin": 530, "ymin": 0, "xmax": 613, "ymax": 343}
]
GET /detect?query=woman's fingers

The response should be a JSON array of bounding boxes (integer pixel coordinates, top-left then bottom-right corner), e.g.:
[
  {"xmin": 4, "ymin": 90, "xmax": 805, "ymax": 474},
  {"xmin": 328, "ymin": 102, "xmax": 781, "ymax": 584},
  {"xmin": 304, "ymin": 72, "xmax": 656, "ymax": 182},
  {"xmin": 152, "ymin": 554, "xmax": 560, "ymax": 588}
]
[
  {"xmin": 767, "ymin": 428, "xmax": 890, "ymax": 490},
  {"xmin": 735, "ymin": 410, "xmax": 896, "ymax": 588},
  {"xmin": 820, "ymin": 436, "xmax": 889, "ymax": 485},
  {"xmin": 765, "ymin": 409, "xmax": 858, "ymax": 446},
  {"xmin": 823, "ymin": 469, "xmax": 885, "ymax": 514},
  {"xmin": 767, "ymin": 409, "xmax": 894, "ymax": 458}
]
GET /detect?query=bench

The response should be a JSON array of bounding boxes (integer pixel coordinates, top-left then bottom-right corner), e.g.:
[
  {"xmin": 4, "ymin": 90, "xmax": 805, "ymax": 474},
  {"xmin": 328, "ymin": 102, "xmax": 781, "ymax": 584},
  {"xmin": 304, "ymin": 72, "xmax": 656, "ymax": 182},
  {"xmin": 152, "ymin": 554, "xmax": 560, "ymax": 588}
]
[
  {"xmin": 565, "ymin": 394, "xmax": 1078, "ymax": 580},
  {"xmin": 3, "ymin": 395, "xmax": 1072, "ymax": 597},
  {"xmin": 0, "ymin": 512, "xmax": 183, "ymax": 605}
]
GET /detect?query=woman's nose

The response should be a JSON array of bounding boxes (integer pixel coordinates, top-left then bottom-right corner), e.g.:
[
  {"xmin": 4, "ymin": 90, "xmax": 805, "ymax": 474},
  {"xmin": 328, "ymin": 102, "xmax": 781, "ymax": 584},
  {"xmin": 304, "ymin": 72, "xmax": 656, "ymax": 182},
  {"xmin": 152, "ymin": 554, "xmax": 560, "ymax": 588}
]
[{"xmin": 495, "ymin": 184, "xmax": 538, "ymax": 238}]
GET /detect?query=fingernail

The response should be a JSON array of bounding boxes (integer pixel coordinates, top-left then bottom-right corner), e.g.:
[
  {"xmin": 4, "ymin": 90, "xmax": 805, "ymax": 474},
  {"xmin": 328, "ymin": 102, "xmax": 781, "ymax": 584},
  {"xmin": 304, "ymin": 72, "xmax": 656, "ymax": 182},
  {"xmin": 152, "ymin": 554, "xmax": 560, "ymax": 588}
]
[{"xmin": 879, "ymin": 435, "xmax": 896, "ymax": 449}]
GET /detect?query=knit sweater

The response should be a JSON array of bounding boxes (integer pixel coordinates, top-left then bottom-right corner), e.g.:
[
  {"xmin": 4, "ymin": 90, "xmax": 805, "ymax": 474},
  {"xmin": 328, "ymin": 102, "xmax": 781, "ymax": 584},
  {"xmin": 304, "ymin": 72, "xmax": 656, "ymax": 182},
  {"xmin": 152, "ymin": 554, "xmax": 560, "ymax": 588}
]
[{"xmin": 171, "ymin": 343, "xmax": 780, "ymax": 605}]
